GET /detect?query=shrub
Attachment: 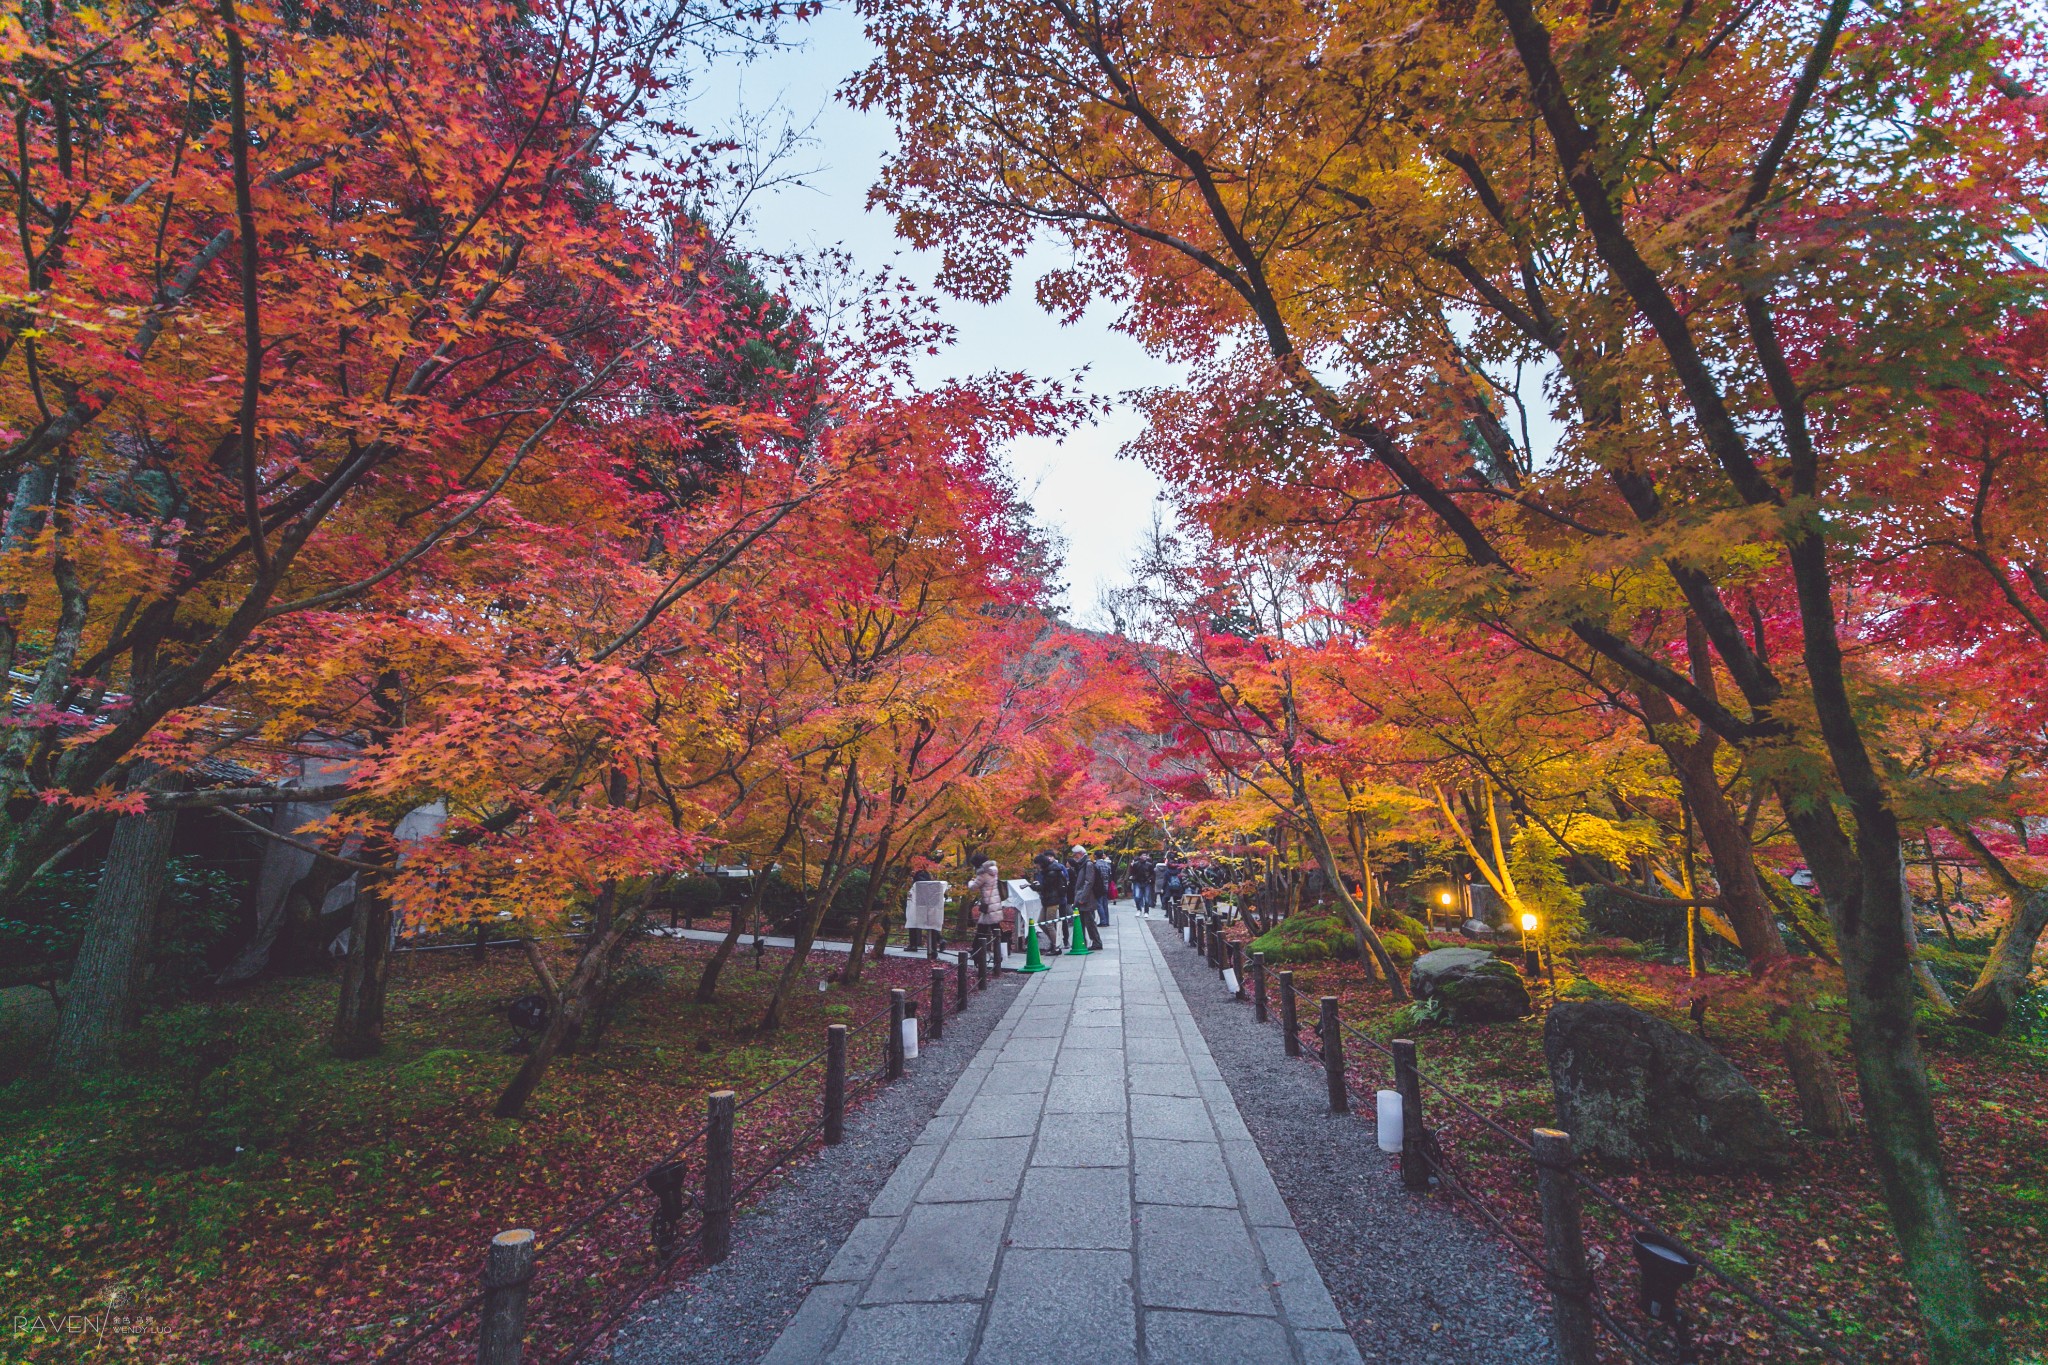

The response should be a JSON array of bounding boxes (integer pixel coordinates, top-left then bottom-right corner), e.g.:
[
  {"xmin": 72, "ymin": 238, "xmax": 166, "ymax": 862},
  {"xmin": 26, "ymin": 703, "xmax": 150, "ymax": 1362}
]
[
  {"xmin": 1387, "ymin": 997, "xmax": 1446, "ymax": 1034},
  {"xmin": 1385, "ymin": 912, "xmax": 1431, "ymax": 943},
  {"xmin": 669, "ymin": 876, "xmax": 726, "ymax": 918},
  {"xmin": 1248, "ymin": 914, "xmax": 1359, "ymax": 964}
]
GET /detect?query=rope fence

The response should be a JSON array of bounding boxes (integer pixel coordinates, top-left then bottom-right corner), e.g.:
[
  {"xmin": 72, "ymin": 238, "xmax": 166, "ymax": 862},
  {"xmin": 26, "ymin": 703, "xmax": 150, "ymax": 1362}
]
[
  {"xmin": 1164, "ymin": 902, "xmax": 1859, "ymax": 1365},
  {"xmin": 380, "ymin": 942, "xmax": 1010, "ymax": 1364}
]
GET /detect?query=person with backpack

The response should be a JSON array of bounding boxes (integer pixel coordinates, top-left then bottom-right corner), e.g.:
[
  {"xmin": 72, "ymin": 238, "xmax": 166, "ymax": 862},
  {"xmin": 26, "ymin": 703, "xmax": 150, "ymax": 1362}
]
[
  {"xmin": 1093, "ymin": 851, "xmax": 1113, "ymax": 926},
  {"xmin": 1131, "ymin": 852, "xmax": 1156, "ymax": 915}
]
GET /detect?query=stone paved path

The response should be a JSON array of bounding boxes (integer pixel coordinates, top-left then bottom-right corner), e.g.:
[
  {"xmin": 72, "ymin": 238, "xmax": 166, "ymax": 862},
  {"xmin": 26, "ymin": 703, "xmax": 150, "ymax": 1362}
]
[{"xmin": 759, "ymin": 906, "xmax": 1366, "ymax": 1365}]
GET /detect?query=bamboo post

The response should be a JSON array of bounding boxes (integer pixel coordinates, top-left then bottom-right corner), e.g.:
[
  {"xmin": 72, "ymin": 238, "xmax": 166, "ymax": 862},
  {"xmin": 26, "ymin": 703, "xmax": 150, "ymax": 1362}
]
[
  {"xmin": 1280, "ymin": 971, "xmax": 1300, "ymax": 1057},
  {"xmin": 1393, "ymin": 1038, "xmax": 1427, "ymax": 1192},
  {"xmin": 1251, "ymin": 951, "xmax": 1267, "ymax": 1022},
  {"xmin": 824, "ymin": 1024, "xmax": 847, "ymax": 1145},
  {"xmin": 702, "ymin": 1090, "xmax": 735, "ymax": 1263},
  {"xmin": 1319, "ymin": 997, "xmax": 1348, "ymax": 1113},
  {"xmin": 477, "ymin": 1228, "xmax": 535, "ymax": 1365},
  {"xmin": 888, "ymin": 989, "xmax": 906, "ymax": 1080},
  {"xmin": 1533, "ymin": 1128, "xmax": 1597, "ymax": 1365},
  {"xmin": 930, "ymin": 966, "xmax": 946, "ymax": 1040}
]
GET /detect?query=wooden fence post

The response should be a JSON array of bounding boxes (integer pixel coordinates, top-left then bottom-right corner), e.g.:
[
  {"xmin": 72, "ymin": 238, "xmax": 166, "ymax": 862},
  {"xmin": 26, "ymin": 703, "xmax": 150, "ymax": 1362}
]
[
  {"xmin": 1280, "ymin": 971, "xmax": 1300, "ymax": 1057},
  {"xmin": 1228, "ymin": 943, "xmax": 1245, "ymax": 998},
  {"xmin": 976, "ymin": 942, "xmax": 989, "ymax": 989},
  {"xmin": 888, "ymin": 989, "xmax": 906, "ymax": 1080},
  {"xmin": 956, "ymin": 950, "xmax": 970, "ymax": 1007},
  {"xmin": 702, "ymin": 1090, "xmax": 735, "ymax": 1263},
  {"xmin": 1319, "ymin": 997, "xmax": 1348, "ymax": 1113},
  {"xmin": 1533, "ymin": 1127, "xmax": 1597, "ymax": 1365},
  {"xmin": 1392, "ymin": 1038, "xmax": 1427, "ymax": 1192},
  {"xmin": 477, "ymin": 1228, "xmax": 535, "ymax": 1365},
  {"xmin": 824, "ymin": 1024, "xmax": 847, "ymax": 1145},
  {"xmin": 930, "ymin": 967, "xmax": 946, "ymax": 1040},
  {"xmin": 1251, "ymin": 951, "xmax": 1267, "ymax": 1022}
]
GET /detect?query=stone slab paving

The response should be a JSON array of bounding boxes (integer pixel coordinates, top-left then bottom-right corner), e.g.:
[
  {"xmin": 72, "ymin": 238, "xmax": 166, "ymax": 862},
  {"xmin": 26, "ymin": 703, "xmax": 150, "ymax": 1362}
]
[{"xmin": 759, "ymin": 907, "xmax": 1365, "ymax": 1365}]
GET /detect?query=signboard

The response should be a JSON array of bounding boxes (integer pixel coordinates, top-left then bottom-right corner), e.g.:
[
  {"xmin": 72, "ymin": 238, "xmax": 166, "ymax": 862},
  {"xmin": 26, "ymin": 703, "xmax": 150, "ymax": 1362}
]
[{"xmin": 905, "ymin": 879, "xmax": 949, "ymax": 931}]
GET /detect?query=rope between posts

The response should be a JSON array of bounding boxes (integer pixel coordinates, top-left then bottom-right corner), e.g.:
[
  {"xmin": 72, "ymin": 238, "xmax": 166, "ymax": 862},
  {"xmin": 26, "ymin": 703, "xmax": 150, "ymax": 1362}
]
[
  {"xmin": 1253, "ymin": 974, "xmax": 1857, "ymax": 1365},
  {"xmin": 535, "ymin": 1120, "xmax": 712, "ymax": 1261},
  {"xmin": 1339, "ymin": 1019, "xmax": 1395, "ymax": 1059},
  {"xmin": 732, "ymin": 1043, "xmax": 833, "ymax": 1115},
  {"xmin": 543, "ymin": 1216, "xmax": 706, "ymax": 1365},
  {"xmin": 1584, "ymin": 1287, "xmax": 1674, "ymax": 1365},
  {"xmin": 734, "ymin": 1118, "xmax": 829, "ymax": 1202},
  {"xmin": 1414, "ymin": 1140, "xmax": 1548, "ymax": 1273},
  {"xmin": 1567, "ymin": 1169, "xmax": 1858, "ymax": 1363},
  {"xmin": 379, "ymin": 1289, "xmax": 487, "ymax": 1361}
]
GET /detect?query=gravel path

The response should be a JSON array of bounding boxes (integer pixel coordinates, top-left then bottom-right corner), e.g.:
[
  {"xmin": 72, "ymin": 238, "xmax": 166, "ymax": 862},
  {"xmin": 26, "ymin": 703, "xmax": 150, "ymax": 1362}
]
[
  {"xmin": 607, "ymin": 968, "xmax": 1024, "ymax": 1365},
  {"xmin": 1147, "ymin": 919, "xmax": 1551, "ymax": 1364}
]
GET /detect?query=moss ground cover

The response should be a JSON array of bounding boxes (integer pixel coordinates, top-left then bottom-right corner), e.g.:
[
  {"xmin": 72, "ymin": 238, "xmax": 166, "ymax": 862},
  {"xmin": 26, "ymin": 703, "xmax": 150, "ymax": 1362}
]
[
  {"xmin": 1, "ymin": 938, "xmax": 942, "ymax": 1362},
  {"xmin": 1228, "ymin": 929, "xmax": 2047, "ymax": 1364}
]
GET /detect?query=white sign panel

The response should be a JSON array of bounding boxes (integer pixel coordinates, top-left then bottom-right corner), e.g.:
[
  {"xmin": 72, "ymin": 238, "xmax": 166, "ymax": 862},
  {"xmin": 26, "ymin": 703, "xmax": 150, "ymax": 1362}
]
[{"xmin": 905, "ymin": 879, "xmax": 949, "ymax": 931}]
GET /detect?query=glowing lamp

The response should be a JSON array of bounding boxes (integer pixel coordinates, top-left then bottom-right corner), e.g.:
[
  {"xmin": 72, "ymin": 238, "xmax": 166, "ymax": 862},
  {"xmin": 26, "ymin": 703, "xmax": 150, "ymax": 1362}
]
[
  {"xmin": 1520, "ymin": 912, "xmax": 1539, "ymax": 933},
  {"xmin": 1439, "ymin": 891, "xmax": 1454, "ymax": 907}
]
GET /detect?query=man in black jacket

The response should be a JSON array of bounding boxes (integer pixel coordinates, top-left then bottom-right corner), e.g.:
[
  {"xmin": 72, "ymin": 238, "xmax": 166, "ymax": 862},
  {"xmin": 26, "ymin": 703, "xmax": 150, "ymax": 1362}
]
[
  {"xmin": 1067, "ymin": 845, "xmax": 1105, "ymax": 949},
  {"xmin": 1131, "ymin": 853, "xmax": 1156, "ymax": 915},
  {"xmin": 1033, "ymin": 851, "xmax": 1068, "ymax": 953}
]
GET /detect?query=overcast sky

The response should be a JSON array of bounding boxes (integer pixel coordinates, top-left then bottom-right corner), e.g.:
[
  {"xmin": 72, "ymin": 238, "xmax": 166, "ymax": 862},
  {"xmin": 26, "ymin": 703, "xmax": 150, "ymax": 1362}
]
[{"xmin": 689, "ymin": 6, "xmax": 1183, "ymax": 623}]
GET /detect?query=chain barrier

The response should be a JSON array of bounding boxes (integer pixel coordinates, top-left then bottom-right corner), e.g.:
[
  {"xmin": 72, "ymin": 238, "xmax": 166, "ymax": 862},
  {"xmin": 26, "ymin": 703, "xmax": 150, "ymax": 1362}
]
[{"xmin": 1182, "ymin": 918, "xmax": 1857, "ymax": 1365}]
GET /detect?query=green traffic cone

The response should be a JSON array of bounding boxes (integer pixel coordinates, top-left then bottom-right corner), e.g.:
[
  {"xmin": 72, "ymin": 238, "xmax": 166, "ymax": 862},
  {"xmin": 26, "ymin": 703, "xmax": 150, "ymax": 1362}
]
[
  {"xmin": 1018, "ymin": 919, "xmax": 1050, "ymax": 973},
  {"xmin": 1068, "ymin": 910, "xmax": 1091, "ymax": 956}
]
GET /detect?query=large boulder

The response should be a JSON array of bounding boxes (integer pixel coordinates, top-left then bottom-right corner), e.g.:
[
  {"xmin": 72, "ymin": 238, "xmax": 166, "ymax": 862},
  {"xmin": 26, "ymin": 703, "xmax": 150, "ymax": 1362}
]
[
  {"xmin": 1409, "ymin": 947, "xmax": 1531, "ymax": 1023},
  {"xmin": 1544, "ymin": 1001, "xmax": 1790, "ymax": 1172}
]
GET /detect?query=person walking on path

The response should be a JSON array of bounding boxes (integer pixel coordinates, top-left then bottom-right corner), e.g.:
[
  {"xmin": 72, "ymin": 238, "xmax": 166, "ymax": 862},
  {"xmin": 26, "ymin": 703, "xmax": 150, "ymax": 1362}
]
[
  {"xmin": 1093, "ymin": 851, "xmax": 1113, "ymax": 927},
  {"xmin": 1067, "ymin": 845, "xmax": 1105, "ymax": 949},
  {"xmin": 1131, "ymin": 852, "xmax": 1155, "ymax": 915}
]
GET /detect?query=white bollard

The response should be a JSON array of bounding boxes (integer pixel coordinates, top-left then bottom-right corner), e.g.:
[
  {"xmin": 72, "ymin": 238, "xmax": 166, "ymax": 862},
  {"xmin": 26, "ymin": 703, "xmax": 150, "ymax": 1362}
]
[
  {"xmin": 1221, "ymin": 967, "xmax": 1240, "ymax": 995},
  {"xmin": 901, "ymin": 1016, "xmax": 920, "ymax": 1060},
  {"xmin": 1376, "ymin": 1089, "xmax": 1404, "ymax": 1153}
]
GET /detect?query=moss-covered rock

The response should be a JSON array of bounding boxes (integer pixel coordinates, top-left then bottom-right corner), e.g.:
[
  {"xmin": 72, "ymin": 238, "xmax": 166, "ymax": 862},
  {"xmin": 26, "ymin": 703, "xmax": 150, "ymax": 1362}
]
[
  {"xmin": 1247, "ymin": 914, "xmax": 1360, "ymax": 964},
  {"xmin": 1380, "ymin": 931, "xmax": 1418, "ymax": 966},
  {"xmin": 1409, "ymin": 947, "xmax": 1531, "ymax": 1024}
]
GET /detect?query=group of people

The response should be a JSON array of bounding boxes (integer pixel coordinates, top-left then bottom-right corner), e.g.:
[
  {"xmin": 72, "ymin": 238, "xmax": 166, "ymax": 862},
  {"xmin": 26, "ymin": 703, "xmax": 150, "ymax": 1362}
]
[{"xmin": 937, "ymin": 846, "xmax": 1197, "ymax": 961}]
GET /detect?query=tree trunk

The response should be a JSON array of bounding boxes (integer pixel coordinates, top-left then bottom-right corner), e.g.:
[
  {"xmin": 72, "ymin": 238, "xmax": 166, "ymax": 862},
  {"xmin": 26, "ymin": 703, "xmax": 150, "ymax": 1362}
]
[
  {"xmin": 329, "ymin": 869, "xmax": 396, "ymax": 1060},
  {"xmin": 759, "ymin": 763, "xmax": 861, "ymax": 1034},
  {"xmin": 1644, "ymin": 691, "xmax": 1852, "ymax": 1136},
  {"xmin": 1294, "ymin": 802, "xmax": 1405, "ymax": 997},
  {"xmin": 1955, "ymin": 886, "xmax": 2048, "ymax": 1032},
  {"xmin": 1949, "ymin": 823, "xmax": 2048, "ymax": 1033},
  {"xmin": 495, "ymin": 896, "xmax": 641, "ymax": 1119},
  {"xmin": 695, "ymin": 811, "xmax": 801, "ymax": 1005},
  {"xmin": 837, "ymin": 825, "xmax": 896, "ymax": 987},
  {"xmin": 1780, "ymin": 795, "xmax": 2000, "ymax": 1365},
  {"xmin": 50, "ymin": 772, "xmax": 180, "ymax": 1073}
]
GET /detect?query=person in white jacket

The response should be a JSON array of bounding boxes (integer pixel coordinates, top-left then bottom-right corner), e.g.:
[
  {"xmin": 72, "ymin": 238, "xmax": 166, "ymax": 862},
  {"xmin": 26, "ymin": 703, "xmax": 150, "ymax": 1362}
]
[{"xmin": 965, "ymin": 857, "xmax": 1006, "ymax": 958}]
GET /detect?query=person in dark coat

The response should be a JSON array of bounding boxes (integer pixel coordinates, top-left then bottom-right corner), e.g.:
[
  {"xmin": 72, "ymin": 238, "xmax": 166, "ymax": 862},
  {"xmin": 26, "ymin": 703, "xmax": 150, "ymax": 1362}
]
[
  {"xmin": 1131, "ymin": 852, "xmax": 1156, "ymax": 915},
  {"xmin": 1067, "ymin": 845, "xmax": 1105, "ymax": 949},
  {"xmin": 1033, "ymin": 851, "xmax": 1068, "ymax": 953}
]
